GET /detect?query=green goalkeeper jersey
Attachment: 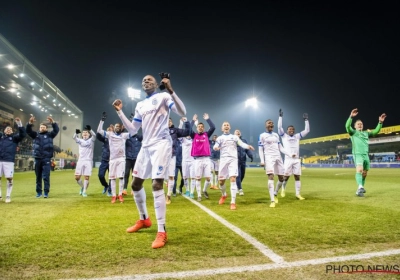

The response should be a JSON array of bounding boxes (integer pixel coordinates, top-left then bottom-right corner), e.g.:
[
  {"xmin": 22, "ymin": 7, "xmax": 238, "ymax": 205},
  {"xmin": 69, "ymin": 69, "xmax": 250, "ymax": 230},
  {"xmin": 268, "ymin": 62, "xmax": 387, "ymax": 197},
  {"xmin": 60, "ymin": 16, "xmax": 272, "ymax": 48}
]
[{"xmin": 345, "ymin": 118, "xmax": 382, "ymax": 155}]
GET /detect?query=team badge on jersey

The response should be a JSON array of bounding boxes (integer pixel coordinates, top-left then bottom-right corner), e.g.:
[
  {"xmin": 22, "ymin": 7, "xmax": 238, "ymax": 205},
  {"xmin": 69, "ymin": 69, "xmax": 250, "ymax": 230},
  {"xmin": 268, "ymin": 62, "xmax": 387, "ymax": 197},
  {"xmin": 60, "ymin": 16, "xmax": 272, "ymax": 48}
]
[{"xmin": 152, "ymin": 99, "xmax": 158, "ymax": 105}]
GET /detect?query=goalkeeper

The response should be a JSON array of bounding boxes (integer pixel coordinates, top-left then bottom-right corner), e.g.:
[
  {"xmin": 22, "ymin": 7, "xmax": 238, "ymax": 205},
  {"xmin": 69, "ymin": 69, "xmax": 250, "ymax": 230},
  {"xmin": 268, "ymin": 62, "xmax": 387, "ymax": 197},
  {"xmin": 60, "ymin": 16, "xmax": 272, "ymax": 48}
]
[{"xmin": 345, "ymin": 108, "xmax": 386, "ymax": 197}]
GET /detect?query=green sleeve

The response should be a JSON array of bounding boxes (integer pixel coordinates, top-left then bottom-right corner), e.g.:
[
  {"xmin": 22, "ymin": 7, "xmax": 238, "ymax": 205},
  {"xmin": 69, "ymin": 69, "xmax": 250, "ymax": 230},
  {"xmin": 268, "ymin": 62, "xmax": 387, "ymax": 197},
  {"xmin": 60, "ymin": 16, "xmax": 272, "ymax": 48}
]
[
  {"xmin": 369, "ymin": 123, "xmax": 382, "ymax": 137},
  {"xmin": 345, "ymin": 118, "xmax": 354, "ymax": 135}
]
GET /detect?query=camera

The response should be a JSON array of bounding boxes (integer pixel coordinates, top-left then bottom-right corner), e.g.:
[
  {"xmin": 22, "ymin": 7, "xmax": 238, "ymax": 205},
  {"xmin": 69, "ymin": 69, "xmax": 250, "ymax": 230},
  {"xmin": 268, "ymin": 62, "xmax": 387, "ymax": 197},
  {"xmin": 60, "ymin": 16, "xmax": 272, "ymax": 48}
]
[{"xmin": 159, "ymin": 72, "xmax": 170, "ymax": 90}]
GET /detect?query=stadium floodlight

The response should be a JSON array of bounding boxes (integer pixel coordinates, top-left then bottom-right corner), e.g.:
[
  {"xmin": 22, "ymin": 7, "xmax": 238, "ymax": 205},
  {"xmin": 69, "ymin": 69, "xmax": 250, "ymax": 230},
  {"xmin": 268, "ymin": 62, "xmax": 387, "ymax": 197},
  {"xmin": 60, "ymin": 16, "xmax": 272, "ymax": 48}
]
[
  {"xmin": 245, "ymin": 97, "xmax": 258, "ymax": 108},
  {"xmin": 127, "ymin": 87, "xmax": 141, "ymax": 100}
]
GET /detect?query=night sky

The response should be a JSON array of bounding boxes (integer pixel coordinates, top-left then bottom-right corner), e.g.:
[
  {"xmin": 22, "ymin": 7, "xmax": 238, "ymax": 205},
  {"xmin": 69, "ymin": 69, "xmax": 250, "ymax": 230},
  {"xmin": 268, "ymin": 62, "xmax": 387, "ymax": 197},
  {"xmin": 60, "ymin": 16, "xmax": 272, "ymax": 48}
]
[{"xmin": 1, "ymin": 1, "xmax": 398, "ymax": 147}]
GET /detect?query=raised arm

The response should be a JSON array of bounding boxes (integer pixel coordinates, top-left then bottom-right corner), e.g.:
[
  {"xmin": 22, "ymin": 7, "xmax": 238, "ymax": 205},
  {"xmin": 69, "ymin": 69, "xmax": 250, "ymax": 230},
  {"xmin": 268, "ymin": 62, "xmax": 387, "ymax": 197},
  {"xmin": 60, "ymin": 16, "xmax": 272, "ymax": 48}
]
[
  {"xmin": 113, "ymin": 99, "xmax": 141, "ymax": 135},
  {"xmin": 299, "ymin": 113, "xmax": 310, "ymax": 138},
  {"xmin": 13, "ymin": 118, "xmax": 26, "ymax": 142},
  {"xmin": 345, "ymin": 108, "xmax": 358, "ymax": 135},
  {"xmin": 278, "ymin": 109, "xmax": 284, "ymax": 136},
  {"xmin": 97, "ymin": 120, "xmax": 105, "ymax": 136},
  {"xmin": 204, "ymin": 114, "xmax": 216, "ymax": 137},
  {"xmin": 369, "ymin": 113, "xmax": 387, "ymax": 137},
  {"xmin": 26, "ymin": 115, "xmax": 37, "ymax": 139},
  {"xmin": 161, "ymin": 76, "xmax": 186, "ymax": 116}
]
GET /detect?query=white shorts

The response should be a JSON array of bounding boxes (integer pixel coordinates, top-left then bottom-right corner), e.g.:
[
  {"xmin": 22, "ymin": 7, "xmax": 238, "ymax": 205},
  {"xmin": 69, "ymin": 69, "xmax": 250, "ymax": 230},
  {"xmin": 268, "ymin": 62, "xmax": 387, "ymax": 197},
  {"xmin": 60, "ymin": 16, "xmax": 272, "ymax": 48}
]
[
  {"xmin": 182, "ymin": 160, "xmax": 195, "ymax": 179},
  {"xmin": 75, "ymin": 160, "xmax": 93, "ymax": 176},
  {"xmin": 283, "ymin": 157, "xmax": 301, "ymax": 176},
  {"xmin": 0, "ymin": 161, "xmax": 14, "ymax": 178},
  {"xmin": 264, "ymin": 156, "xmax": 284, "ymax": 175},
  {"xmin": 167, "ymin": 156, "xmax": 177, "ymax": 177},
  {"xmin": 109, "ymin": 158, "xmax": 126, "ymax": 179},
  {"xmin": 133, "ymin": 139, "xmax": 172, "ymax": 179},
  {"xmin": 218, "ymin": 157, "xmax": 238, "ymax": 179},
  {"xmin": 210, "ymin": 159, "xmax": 219, "ymax": 172},
  {"xmin": 194, "ymin": 157, "xmax": 212, "ymax": 179}
]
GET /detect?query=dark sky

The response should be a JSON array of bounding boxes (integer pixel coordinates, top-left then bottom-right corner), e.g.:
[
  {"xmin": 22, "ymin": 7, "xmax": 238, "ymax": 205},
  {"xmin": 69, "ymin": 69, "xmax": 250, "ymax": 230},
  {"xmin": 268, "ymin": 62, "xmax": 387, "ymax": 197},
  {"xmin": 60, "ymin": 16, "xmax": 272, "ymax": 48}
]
[{"xmin": 0, "ymin": 1, "xmax": 398, "ymax": 146}]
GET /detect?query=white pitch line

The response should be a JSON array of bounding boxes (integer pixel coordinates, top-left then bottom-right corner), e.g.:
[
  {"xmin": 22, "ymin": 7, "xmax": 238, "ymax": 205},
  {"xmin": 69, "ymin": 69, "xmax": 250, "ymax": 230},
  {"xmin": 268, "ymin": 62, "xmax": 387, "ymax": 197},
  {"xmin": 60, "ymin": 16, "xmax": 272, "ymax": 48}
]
[
  {"xmin": 80, "ymin": 249, "xmax": 400, "ymax": 280},
  {"xmin": 181, "ymin": 195, "xmax": 285, "ymax": 263}
]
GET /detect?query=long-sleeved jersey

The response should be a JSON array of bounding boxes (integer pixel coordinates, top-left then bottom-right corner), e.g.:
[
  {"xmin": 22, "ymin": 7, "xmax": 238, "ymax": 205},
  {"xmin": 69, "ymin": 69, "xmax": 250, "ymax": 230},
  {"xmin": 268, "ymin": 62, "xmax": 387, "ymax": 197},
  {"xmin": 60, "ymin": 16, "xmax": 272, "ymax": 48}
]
[
  {"xmin": 345, "ymin": 118, "xmax": 382, "ymax": 155},
  {"xmin": 213, "ymin": 133, "xmax": 250, "ymax": 159},
  {"xmin": 117, "ymin": 91, "xmax": 186, "ymax": 148},
  {"xmin": 258, "ymin": 131, "xmax": 290, "ymax": 164},
  {"xmin": 97, "ymin": 121, "xmax": 130, "ymax": 160},
  {"xmin": 278, "ymin": 116, "xmax": 310, "ymax": 159},
  {"xmin": 181, "ymin": 137, "xmax": 194, "ymax": 162},
  {"xmin": 73, "ymin": 130, "xmax": 96, "ymax": 161}
]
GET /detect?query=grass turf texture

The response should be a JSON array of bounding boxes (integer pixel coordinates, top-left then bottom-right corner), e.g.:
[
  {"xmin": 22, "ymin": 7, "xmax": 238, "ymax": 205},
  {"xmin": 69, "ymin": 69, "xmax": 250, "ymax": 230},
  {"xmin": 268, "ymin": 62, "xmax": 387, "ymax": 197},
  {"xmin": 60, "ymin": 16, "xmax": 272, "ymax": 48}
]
[{"xmin": 0, "ymin": 168, "xmax": 399, "ymax": 279}]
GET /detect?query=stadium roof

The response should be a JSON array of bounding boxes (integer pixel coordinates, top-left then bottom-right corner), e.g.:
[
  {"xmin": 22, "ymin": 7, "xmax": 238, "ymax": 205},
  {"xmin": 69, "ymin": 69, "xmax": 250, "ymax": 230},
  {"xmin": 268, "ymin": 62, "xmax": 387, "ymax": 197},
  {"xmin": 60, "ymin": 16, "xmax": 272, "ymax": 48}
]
[{"xmin": 0, "ymin": 33, "xmax": 82, "ymax": 118}]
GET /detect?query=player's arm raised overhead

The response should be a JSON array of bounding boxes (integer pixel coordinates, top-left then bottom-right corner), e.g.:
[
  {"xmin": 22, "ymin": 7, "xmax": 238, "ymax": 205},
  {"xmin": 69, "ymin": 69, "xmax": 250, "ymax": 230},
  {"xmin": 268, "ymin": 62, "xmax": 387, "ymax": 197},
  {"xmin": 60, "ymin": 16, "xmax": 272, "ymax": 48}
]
[
  {"xmin": 369, "ymin": 113, "xmax": 387, "ymax": 137},
  {"xmin": 204, "ymin": 114, "xmax": 216, "ymax": 136},
  {"xmin": 162, "ymin": 75, "xmax": 186, "ymax": 117},
  {"xmin": 345, "ymin": 108, "xmax": 358, "ymax": 135},
  {"xmin": 299, "ymin": 113, "xmax": 310, "ymax": 138},
  {"xmin": 278, "ymin": 108, "xmax": 285, "ymax": 136}
]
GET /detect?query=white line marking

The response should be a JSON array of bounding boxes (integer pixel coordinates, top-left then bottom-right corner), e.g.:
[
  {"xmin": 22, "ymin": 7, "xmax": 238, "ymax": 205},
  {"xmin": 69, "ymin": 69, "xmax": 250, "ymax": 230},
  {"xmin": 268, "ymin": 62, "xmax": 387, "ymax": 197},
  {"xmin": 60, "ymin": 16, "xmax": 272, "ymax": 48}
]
[
  {"xmin": 80, "ymin": 249, "xmax": 400, "ymax": 280},
  {"xmin": 182, "ymin": 195, "xmax": 285, "ymax": 264}
]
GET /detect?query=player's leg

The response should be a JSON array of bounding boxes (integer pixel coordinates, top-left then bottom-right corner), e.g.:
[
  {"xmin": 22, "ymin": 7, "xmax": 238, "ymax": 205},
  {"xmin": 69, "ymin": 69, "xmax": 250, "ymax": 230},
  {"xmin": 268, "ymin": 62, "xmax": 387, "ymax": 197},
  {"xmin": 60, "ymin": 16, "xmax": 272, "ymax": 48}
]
[
  {"xmin": 127, "ymin": 148, "xmax": 152, "ymax": 233},
  {"xmin": 354, "ymin": 154, "xmax": 365, "ymax": 196}
]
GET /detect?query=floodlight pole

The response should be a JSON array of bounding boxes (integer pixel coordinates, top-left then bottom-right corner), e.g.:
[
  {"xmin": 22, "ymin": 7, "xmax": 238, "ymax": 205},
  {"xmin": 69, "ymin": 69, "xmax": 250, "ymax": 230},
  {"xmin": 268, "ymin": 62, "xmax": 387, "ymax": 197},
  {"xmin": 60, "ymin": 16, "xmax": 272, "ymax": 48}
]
[{"xmin": 245, "ymin": 97, "xmax": 258, "ymax": 145}]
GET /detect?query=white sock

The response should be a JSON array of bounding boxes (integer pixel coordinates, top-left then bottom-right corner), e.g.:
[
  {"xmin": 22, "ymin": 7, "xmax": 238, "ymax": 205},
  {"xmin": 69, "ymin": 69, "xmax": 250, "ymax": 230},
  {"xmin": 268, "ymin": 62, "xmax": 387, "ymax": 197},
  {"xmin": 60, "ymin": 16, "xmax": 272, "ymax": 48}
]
[
  {"xmin": 268, "ymin": 180, "xmax": 275, "ymax": 202},
  {"xmin": 133, "ymin": 188, "xmax": 148, "ymax": 220},
  {"xmin": 6, "ymin": 180, "xmax": 13, "ymax": 197},
  {"xmin": 167, "ymin": 179, "xmax": 174, "ymax": 196},
  {"xmin": 77, "ymin": 179, "xmax": 84, "ymax": 188},
  {"xmin": 190, "ymin": 179, "xmax": 196, "ymax": 194},
  {"xmin": 195, "ymin": 180, "xmax": 201, "ymax": 197},
  {"xmin": 282, "ymin": 180, "xmax": 288, "ymax": 189},
  {"xmin": 295, "ymin": 181, "xmax": 301, "ymax": 195},
  {"xmin": 153, "ymin": 189, "xmax": 166, "ymax": 232},
  {"xmin": 275, "ymin": 181, "xmax": 283, "ymax": 195},
  {"xmin": 83, "ymin": 179, "xmax": 89, "ymax": 192},
  {"xmin": 203, "ymin": 180, "xmax": 210, "ymax": 192},
  {"xmin": 230, "ymin": 181, "xmax": 237, "ymax": 204},
  {"xmin": 110, "ymin": 180, "xmax": 116, "ymax": 196},
  {"xmin": 220, "ymin": 184, "xmax": 226, "ymax": 197},
  {"xmin": 118, "ymin": 178, "xmax": 124, "ymax": 195}
]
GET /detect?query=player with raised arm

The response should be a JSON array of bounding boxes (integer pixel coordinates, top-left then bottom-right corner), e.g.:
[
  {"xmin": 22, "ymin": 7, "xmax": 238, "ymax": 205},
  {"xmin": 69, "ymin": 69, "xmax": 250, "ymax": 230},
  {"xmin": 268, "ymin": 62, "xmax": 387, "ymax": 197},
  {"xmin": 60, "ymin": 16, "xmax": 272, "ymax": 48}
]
[
  {"xmin": 345, "ymin": 108, "xmax": 386, "ymax": 197},
  {"xmin": 277, "ymin": 109, "xmax": 310, "ymax": 200},
  {"xmin": 97, "ymin": 120, "xmax": 130, "ymax": 204},
  {"xmin": 189, "ymin": 113, "xmax": 215, "ymax": 201},
  {"xmin": 73, "ymin": 125, "xmax": 96, "ymax": 197},
  {"xmin": 165, "ymin": 117, "xmax": 190, "ymax": 204},
  {"xmin": 258, "ymin": 119, "xmax": 291, "ymax": 208},
  {"xmin": 0, "ymin": 117, "xmax": 26, "ymax": 203},
  {"xmin": 213, "ymin": 122, "xmax": 255, "ymax": 210},
  {"xmin": 113, "ymin": 73, "xmax": 186, "ymax": 249}
]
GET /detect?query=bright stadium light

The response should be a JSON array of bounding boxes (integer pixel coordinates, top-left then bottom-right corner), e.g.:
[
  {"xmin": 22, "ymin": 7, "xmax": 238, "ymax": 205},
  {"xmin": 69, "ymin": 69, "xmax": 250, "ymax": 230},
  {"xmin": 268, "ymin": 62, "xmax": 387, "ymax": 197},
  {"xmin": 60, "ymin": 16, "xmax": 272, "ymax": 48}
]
[
  {"xmin": 127, "ymin": 87, "xmax": 141, "ymax": 100},
  {"xmin": 245, "ymin": 97, "xmax": 258, "ymax": 108}
]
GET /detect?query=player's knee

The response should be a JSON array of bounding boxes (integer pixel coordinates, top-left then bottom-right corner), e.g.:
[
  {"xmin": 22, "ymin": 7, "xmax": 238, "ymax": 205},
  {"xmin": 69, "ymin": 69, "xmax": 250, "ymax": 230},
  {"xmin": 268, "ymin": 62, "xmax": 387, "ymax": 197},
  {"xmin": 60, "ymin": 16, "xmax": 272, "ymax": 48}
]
[
  {"xmin": 152, "ymin": 179, "xmax": 163, "ymax": 191},
  {"xmin": 131, "ymin": 178, "xmax": 143, "ymax": 191}
]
